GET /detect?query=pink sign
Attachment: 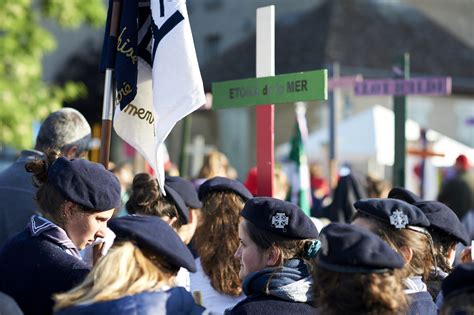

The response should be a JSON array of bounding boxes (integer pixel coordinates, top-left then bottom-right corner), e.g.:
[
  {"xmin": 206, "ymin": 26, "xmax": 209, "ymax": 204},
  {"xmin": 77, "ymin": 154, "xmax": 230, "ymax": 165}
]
[{"xmin": 354, "ymin": 77, "xmax": 452, "ymax": 96}]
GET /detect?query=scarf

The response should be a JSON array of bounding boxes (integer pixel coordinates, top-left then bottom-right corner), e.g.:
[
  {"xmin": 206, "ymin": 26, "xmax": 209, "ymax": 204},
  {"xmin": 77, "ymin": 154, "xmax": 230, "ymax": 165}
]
[
  {"xmin": 29, "ymin": 215, "xmax": 82, "ymax": 259},
  {"xmin": 242, "ymin": 259, "xmax": 313, "ymax": 303},
  {"xmin": 403, "ymin": 276, "xmax": 428, "ymax": 294}
]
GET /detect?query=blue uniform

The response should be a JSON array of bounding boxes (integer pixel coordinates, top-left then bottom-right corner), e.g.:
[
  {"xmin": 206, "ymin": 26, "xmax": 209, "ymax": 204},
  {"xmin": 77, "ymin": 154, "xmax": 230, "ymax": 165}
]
[
  {"xmin": 0, "ymin": 226, "xmax": 89, "ymax": 315},
  {"xmin": 55, "ymin": 288, "xmax": 204, "ymax": 315},
  {"xmin": 406, "ymin": 291, "xmax": 438, "ymax": 315},
  {"xmin": 226, "ymin": 259, "xmax": 316, "ymax": 315}
]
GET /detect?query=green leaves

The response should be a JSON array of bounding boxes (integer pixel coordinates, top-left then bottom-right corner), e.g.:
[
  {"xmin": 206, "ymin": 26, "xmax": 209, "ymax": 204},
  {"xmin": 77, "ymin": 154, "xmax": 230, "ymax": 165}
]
[{"xmin": 0, "ymin": 0, "xmax": 105, "ymax": 149}]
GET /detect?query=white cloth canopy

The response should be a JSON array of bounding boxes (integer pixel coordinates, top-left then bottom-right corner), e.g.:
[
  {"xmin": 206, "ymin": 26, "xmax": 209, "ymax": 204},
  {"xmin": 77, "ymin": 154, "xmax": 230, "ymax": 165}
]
[{"xmin": 277, "ymin": 105, "xmax": 474, "ymax": 167}]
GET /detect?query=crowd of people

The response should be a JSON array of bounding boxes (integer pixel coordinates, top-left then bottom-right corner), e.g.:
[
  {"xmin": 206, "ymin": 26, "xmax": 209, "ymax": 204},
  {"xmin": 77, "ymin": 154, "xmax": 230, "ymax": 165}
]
[{"xmin": 0, "ymin": 107, "xmax": 473, "ymax": 315}]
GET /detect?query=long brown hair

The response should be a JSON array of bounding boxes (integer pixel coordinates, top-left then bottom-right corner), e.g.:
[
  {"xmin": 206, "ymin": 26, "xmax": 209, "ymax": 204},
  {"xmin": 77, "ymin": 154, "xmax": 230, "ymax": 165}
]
[
  {"xmin": 126, "ymin": 173, "xmax": 183, "ymax": 228},
  {"xmin": 313, "ymin": 267, "xmax": 408, "ymax": 315},
  {"xmin": 193, "ymin": 192, "xmax": 245, "ymax": 296},
  {"xmin": 353, "ymin": 212, "xmax": 434, "ymax": 280}
]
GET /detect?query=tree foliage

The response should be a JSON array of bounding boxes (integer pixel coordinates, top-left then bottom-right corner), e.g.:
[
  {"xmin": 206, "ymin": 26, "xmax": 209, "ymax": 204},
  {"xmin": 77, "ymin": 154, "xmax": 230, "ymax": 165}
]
[{"xmin": 0, "ymin": 0, "xmax": 106, "ymax": 149}]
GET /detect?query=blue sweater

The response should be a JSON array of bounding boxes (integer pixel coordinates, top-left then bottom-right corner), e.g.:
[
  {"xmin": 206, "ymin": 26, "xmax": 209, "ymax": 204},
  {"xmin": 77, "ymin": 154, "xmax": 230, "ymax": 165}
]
[
  {"xmin": 55, "ymin": 288, "xmax": 205, "ymax": 315},
  {"xmin": 0, "ymin": 228, "xmax": 90, "ymax": 315}
]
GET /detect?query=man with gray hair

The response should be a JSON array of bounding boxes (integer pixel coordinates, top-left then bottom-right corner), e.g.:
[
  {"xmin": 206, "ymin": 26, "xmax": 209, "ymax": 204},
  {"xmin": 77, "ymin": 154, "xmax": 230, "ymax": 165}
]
[{"xmin": 0, "ymin": 108, "xmax": 91, "ymax": 245}]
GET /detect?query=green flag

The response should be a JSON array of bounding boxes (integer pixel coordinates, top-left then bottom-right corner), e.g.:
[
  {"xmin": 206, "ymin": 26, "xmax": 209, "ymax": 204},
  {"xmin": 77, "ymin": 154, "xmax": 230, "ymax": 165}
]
[{"xmin": 287, "ymin": 103, "xmax": 311, "ymax": 216}]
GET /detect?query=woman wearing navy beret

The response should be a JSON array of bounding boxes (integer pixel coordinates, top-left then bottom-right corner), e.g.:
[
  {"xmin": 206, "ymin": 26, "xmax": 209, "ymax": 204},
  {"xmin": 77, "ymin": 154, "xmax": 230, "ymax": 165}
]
[
  {"xmin": 313, "ymin": 223, "xmax": 408, "ymax": 314},
  {"xmin": 352, "ymin": 198, "xmax": 438, "ymax": 315},
  {"xmin": 226, "ymin": 197, "xmax": 319, "ymax": 314},
  {"xmin": 53, "ymin": 215, "xmax": 204, "ymax": 315},
  {"xmin": 0, "ymin": 151, "xmax": 121, "ymax": 315},
  {"xmin": 191, "ymin": 177, "xmax": 253, "ymax": 314}
]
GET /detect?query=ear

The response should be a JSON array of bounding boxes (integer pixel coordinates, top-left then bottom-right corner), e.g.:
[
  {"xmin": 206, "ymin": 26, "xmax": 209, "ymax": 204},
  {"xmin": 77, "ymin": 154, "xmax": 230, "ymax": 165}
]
[
  {"xmin": 399, "ymin": 246, "xmax": 413, "ymax": 264},
  {"xmin": 167, "ymin": 216, "xmax": 178, "ymax": 229},
  {"xmin": 188, "ymin": 208, "xmax": 194, "ymax": 223},
  {"xmin": 61, "ymin": 201, "xmax": 74, "ymax": 217},
  {"xmin": 266, "ymin": 246, "xmax": 281, "ymax": 267},
  {"xmin": 64, "ymin": 145, "xmax": 78, "ymax": 159}
]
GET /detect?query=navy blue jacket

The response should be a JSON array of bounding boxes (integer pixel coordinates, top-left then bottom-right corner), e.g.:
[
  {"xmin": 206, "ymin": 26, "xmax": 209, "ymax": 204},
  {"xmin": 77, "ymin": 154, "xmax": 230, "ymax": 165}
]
[
  {"xmin": 226, "ymin": 259, "xmax": 316, "ymax": 315},
  {"xmin": 0, "ymin": 228, "xmax": 90, "ymax": 315},
  {"xmin": 0, "ymin": 150, "xmax": 43, "ymax": 246},
  {"xmin": 226, "ymin": 294, "xmax": 315, "ymax": 315},
  {"xmin": 407, "ymin": 291, "xmax": 438, "ymax": 315},
  {"xmin": 55, "ymin": 288, "xmax": 205, "ymax": 315}
]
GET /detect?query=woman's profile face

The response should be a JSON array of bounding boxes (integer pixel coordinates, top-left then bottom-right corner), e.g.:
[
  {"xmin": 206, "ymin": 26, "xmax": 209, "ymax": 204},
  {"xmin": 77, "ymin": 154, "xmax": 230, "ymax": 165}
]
[
  {"xmin": 64, "ymin": 207, "xmax": 115, "ymax": 250},
  {"xmin": 235, "ymin": 220, "xmax": 269, "ymax": 280}
]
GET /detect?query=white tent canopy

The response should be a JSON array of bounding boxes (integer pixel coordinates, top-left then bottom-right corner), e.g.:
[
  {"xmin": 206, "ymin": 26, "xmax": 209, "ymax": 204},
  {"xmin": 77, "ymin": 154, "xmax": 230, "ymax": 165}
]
[{"xmin": 277, "ymin": 105, "xmax": 474, "ymax": 168}]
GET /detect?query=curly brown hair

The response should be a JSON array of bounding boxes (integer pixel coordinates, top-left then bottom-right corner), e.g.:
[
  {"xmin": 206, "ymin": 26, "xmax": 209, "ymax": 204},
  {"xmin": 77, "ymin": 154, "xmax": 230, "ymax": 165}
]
[
  {"xmin": 313, "ymin": 267, "xmax": 408, "ymax": 314},
  {"xmin": 193, "ymin": 192, "xmax": 245, "ymax": 296},
  {"xmin": 126, "ymin": 173, "xmax": 183, "ymax": 229}
]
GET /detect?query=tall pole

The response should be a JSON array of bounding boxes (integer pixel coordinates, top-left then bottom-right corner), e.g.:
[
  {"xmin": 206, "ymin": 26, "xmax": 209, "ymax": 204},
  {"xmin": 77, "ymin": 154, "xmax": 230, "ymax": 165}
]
[
  {"xmin": 100, "ymin": 0, "xmax": 122, "ymax": 168},
  {"xmin": 256, "ymin": 6, "xmax": 275, "ymax": 197},
  {"xmin": 328, "ymin": 63, "xmax": 340, "ymax": 191},
  {"xmin": 392, "ymin": 53, "xmax": 410, "ymax": 187},
  {"xmin": 179, "ymin": 115, "xmax": 192, "ymax": 177}
]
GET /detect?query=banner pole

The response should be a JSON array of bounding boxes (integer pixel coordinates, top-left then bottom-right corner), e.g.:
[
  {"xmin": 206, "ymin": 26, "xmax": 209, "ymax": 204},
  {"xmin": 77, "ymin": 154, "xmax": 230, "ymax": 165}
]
[{"xmin": 100, "ymin": 0, "xmax": 122, "ymax": 168}]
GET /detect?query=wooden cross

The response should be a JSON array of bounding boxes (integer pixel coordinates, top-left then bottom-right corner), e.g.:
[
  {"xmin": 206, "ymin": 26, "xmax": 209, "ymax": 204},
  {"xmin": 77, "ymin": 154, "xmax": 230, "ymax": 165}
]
[
  {"xmin": 212, "ymin": 6, "xmax": 327, "ymax": 196},
  {"xmin": 354, "ymin": 54, "xmax": 451, "ymax": 187},
  {"xmin": 407, "ymin": 128, "xmax": 444, "ymax": 198}
]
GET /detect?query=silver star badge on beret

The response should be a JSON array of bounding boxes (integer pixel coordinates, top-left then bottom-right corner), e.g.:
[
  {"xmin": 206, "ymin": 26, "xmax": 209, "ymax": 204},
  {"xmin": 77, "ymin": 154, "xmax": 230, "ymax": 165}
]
[
  {"xmin": 390, "ymin": 209, "xmax": 409, "ymax": 229},
  {"xmin": 272, "ymin": 212, "xmax": 289, "ymax": 229}
]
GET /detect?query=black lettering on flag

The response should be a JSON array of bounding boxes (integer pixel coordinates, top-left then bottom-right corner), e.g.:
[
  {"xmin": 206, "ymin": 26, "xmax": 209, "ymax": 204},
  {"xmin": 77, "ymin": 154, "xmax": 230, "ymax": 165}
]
[
  {"xmin": 159, "ymin": 0, "xmax": 165, "ymax": 17},
  {"xmin": 151, "ymin": 10, "xmax": 185, "ymax": 65}
]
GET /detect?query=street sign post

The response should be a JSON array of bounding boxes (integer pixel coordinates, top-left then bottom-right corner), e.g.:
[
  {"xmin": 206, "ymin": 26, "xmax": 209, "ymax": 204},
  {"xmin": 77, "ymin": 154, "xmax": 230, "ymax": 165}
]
[{"xmin": 212, "ymin": 7, "xmax": 327, "ymax": 197}]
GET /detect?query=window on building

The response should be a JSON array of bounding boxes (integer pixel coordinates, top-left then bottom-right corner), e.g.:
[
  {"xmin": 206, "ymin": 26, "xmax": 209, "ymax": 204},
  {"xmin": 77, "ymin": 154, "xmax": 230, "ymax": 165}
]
[
  {"xmin": 204, "ymin": 0, "xmax": 223, "ymax": 11},
  {"xmin": 205, "ymin": 34, "xmax": 221, "ymax": 60}
]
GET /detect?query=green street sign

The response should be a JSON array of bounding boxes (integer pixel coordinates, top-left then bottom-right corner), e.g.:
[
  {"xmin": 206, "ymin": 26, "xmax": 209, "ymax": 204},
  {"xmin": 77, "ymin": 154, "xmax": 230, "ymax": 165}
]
[{"xmin": 212, "ymin": 69, "xmax": 328, "ymax": 109}]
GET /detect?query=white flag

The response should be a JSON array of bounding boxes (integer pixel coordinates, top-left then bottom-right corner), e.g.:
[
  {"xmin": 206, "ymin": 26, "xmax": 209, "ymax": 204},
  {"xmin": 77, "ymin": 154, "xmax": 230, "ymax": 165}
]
[{"xmin": 113, "ymin": 0, "xmax": 205, "ymax": 193}]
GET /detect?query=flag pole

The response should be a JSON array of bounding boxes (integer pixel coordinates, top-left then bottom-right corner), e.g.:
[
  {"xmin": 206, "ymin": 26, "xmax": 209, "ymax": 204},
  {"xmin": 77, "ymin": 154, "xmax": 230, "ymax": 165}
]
[{"xmin": 100, "ymin": 0, "xmax": 122, "ymax": 168}]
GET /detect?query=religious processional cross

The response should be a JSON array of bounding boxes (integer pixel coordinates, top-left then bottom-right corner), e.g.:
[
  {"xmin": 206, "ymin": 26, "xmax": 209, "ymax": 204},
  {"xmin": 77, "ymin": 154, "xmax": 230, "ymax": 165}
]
[
  {"xmin": 212, "ymin": 6, "xmax": 328, "ymax": 197},
  {"xmin": 353, "ymin": 54, "xmax": 451, "ymax": 187}
]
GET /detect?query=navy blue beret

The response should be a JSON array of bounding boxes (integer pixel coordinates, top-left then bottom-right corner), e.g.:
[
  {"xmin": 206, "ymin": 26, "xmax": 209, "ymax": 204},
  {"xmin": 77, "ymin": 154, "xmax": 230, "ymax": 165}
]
[
  {"xmin": 388, "ymin": 187, "xmax": 422, "ymax": 204},
  {"xmin": 47, "ymin": 157, "xmax": 121, "ymax": 211},
  {"xmin": 317, "ymin": 223, "xmax": 404, "ymax": 273},
  {"xmin": 108, "ymin": 215, "xmax": 196, "ymax": 272},
  {"xmin": 414, "ymin": 201, "xmax": 469, "ymax": 246},
  {"xmin": 354, "ymin": 198, "xmax": 430, "ymax": 229},
  {"xmin": 241, "ymin": 197, "xmax": 318, "ymax": 239},
  {"xmin": 442, "ymin": 263, "xmax": 474, "ymax": 299},
  {"xmin": 165, "ymin": 176, "xmax": 202, "ymax": 209},
  {"xmin": 163, "ymin": 185, "xmax": 189, "ymax": 224},
  {"xmin": 198, "ymin": 176, "xmax": 253, "ymax": 201}
]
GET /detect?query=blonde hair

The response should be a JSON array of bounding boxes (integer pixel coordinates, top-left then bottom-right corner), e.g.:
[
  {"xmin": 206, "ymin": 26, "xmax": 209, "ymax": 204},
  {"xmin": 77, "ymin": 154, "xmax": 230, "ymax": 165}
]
[
  {"xmin": 198, "ymin": 151, "xmax": 230, "ymax": 179},
  {"xmin": 54, "ymin": 242, "xmax": 177, "ymax": 310},
  {"xmin": 353, "ymin": 213, "xmax": 434, "ymax": 280}
]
